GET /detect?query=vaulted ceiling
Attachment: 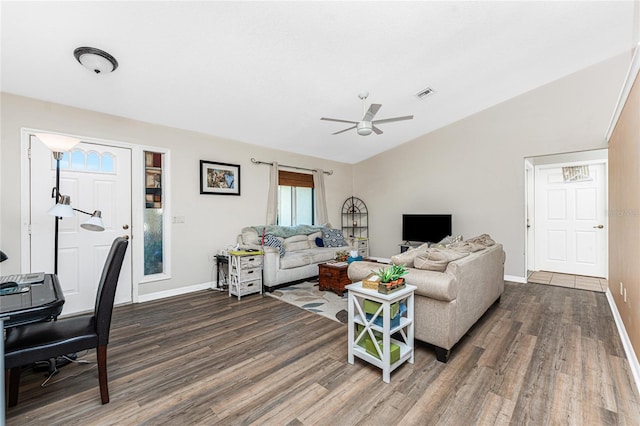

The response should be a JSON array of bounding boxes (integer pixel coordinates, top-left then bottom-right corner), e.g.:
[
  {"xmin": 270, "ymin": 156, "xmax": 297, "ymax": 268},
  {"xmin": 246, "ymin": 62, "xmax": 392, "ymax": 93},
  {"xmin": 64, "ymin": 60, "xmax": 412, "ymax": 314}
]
[{"xmin": 1, "ymin": 1, "xmax": 637, "ymax": 163}]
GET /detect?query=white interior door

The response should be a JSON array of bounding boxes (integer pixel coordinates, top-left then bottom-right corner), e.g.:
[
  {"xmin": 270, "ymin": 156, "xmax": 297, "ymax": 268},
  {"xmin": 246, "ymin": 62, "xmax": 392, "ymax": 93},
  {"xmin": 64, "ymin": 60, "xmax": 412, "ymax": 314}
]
[
  {"xmin": 30, "ymin": 135, "xmax": 132, "ymax": 315},
  {"xmin": 534, "ymin": 163, "xmax": 607, "ymax": 277}
]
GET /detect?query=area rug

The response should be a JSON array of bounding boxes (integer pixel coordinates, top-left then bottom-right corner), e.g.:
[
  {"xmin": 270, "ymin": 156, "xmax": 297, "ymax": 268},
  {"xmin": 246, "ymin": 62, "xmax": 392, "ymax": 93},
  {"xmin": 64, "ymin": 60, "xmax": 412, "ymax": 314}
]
[{"xmin": 266, "ymin": 279, "xmax": 348, "ymax": 324}]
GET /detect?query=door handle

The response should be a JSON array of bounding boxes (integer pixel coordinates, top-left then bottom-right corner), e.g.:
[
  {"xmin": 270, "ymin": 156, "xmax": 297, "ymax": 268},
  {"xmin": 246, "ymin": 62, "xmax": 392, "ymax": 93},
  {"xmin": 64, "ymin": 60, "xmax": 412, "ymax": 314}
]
[{"xmin": 593, "ymin": 225, "xmax": 604, "ymax": 229}]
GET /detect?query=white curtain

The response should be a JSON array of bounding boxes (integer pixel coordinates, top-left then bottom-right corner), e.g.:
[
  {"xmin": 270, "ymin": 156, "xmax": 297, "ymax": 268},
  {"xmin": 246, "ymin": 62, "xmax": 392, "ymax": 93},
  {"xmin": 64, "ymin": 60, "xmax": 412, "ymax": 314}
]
[
  {"xmin": 313, "ymin": 169, "xmax": 329, "ymax": 226},
  {"xmin": 266, "ymin": 162, "xmax": 279, "ymax": 225}
]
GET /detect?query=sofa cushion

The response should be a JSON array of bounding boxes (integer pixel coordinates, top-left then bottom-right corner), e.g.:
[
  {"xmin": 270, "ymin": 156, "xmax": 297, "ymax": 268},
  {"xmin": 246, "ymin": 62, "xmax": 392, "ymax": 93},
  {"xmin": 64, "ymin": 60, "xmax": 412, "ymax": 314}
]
[
  {"xmin": 448, "ymin": 241, "xmax": 485, "ymax": 253},
  {"xmin": 322, "ymin": 229, "xmax": 348, "ymax": 248},
  {"xmin": 284, "ymin": 234, "xmax": 308, "ymax": 243},
  {"xmin": 431, "ymin": 234, "xmax": 463, "ymax": 249},
  {"xmin": 390, "ymin": 243, "xmax": 429, "ymax": 267},
  {"xmin": 465, "ymin": 234, "xmax": 495, "ymax": 247},
  {"xmin": 285, "ymin": 240, "xmax": 312, "ymax": 251},
  {"xmin": 241, "ymin": 227, "xmax": 261, "ymax": 245},
  {"xmin": 264, "ymin": 234, "xmax": 285, "ymax": 257},
  {"xmin": 308, "ymin": 231, "xmax": 323, "ymax": 242},
  {"xmin": 280, "ymin": 252, "xmax": 312, "ymax": 269},
  {"xmin": 306, "ymin": 248, "xmax": 338, "ymax": 264},
  {"xmin": 414, "ymin": 248, "xmax": 469, "ymax": 272}
]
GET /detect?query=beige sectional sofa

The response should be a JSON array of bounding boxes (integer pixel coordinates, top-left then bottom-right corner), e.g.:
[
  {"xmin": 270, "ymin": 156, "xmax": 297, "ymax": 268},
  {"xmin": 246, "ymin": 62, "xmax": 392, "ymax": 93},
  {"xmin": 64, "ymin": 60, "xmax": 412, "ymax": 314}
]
[
  {"xmin": 237, "ymin": 225, "xmax": 356, "ymax": 290},
  {"xmin": 347, "ymin": 236, "xmax": 505, "ymax": 362}
]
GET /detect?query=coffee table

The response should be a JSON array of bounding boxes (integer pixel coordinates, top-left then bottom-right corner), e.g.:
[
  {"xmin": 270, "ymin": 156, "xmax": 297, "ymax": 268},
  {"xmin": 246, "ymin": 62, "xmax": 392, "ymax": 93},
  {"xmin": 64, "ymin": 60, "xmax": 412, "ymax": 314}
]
[{"xmin": 318, "ymin": 261, "xmax": 350, "ymax": 296}]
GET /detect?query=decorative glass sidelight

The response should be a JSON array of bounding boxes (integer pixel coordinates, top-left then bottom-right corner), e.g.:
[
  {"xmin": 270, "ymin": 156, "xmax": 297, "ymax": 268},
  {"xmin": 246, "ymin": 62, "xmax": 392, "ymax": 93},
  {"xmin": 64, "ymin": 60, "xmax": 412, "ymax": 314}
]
[{"xmin": 144, "ymin": 151, "xmax": 164, "ymax": 275}]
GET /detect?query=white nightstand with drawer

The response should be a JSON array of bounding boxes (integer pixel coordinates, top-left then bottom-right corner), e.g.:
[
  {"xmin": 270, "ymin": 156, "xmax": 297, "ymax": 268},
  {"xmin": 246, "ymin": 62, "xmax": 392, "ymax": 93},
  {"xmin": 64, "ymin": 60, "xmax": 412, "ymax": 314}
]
[
  {"xmin": 228, "ymin": 251, "xmax": 263, "ymax": 300},
  {"xmin": 354, "ymin": 238, "xmax": 369, "ymax": 258}
]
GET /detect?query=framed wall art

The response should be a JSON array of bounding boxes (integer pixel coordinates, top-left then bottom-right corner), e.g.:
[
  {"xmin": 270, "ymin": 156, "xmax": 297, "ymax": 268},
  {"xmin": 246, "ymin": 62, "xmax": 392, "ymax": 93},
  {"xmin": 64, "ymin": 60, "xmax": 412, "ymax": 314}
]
[{"xmin": 200, "ymin": 160, "xmax": 241, "ymax": 195}]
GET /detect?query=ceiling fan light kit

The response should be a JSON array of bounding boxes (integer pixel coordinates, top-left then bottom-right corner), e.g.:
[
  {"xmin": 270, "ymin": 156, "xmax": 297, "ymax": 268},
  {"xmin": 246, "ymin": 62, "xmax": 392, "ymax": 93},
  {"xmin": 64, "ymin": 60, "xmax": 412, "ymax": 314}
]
[
  {"xmin": 357, "ymin": 122, "xmax": 372, "ymax": 136},
  {"xmin": 321, "ymin": 92, "xmax": 413, "ymax": 136}
]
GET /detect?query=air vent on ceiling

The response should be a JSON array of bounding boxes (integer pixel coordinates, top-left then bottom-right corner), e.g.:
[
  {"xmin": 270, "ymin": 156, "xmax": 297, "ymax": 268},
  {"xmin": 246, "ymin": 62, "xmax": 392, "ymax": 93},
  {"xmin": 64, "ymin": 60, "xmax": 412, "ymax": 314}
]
[{"xmin": 416, "ymin": 87, "xmax": 435, "ymax": 100}]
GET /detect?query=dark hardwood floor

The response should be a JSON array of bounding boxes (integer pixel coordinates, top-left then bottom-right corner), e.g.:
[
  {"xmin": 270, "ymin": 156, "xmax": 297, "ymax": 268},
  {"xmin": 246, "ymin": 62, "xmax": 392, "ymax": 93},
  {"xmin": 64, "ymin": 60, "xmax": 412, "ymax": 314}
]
[{"xmin": 6, "ymin": 282, "xmax": 640, "ymax": 425}]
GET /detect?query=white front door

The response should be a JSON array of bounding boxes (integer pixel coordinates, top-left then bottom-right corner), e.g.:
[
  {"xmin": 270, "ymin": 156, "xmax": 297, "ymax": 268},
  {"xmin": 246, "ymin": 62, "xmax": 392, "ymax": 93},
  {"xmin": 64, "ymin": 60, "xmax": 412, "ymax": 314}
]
[
  {"xmin": 30, "ymin": 135, "xmax": 132, "ymax": 315},
  {"xmin": 534, "ymin": 162, "xmax": 607, "ymax": 277}
]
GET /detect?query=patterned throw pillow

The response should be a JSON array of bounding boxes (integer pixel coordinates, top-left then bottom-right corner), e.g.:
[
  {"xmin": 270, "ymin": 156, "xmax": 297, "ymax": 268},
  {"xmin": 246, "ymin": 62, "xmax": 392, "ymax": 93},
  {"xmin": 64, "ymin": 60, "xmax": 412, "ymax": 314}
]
[
  {"xmin": 322, "ymin": 229, "xmax": 348, "ymax": 248},
  {"xmin": 263, "ymin": 234, "xmax": 285, "ymax": 257}
]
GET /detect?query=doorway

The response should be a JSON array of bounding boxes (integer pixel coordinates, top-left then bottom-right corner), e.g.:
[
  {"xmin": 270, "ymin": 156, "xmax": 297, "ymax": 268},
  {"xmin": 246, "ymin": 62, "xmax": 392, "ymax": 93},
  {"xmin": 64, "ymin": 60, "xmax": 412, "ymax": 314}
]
[
  {"xmin": 525, "ymin": 149, "xmax": 608, "ymax": 280},
  {"xmin": 28, "ymin": 133, "xmax": 133, "ymax": 315}
]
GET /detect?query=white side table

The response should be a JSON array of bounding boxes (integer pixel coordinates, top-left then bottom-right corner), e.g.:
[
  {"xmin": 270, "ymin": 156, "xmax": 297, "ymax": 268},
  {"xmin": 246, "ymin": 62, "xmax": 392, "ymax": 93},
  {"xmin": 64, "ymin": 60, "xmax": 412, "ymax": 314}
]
[
  {"xmin": 346, "ymin": 282, "xmax": 415, "ymax": 383},
  {"xmin": 228, "ymin": 251, "xmax": 263, "ymax": 300}
]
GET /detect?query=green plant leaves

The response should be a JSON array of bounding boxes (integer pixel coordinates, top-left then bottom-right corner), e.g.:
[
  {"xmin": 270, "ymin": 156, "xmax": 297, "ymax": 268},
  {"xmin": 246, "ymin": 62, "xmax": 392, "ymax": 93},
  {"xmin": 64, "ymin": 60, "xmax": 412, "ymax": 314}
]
[{"xmin": 371, "ymin": 264, "xmax": 407, "ymax": 283}]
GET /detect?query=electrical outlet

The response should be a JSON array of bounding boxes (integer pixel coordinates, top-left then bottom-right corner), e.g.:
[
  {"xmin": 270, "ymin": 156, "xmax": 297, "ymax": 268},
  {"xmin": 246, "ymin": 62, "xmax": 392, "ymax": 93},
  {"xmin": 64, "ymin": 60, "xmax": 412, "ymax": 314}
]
[
  {"xmin": 172, "ymin": 216, "xmax": 185, "ymax": 224},
  {"xmin": 620, "ymin": 282, "xmax": 624, "ymax": 295}
]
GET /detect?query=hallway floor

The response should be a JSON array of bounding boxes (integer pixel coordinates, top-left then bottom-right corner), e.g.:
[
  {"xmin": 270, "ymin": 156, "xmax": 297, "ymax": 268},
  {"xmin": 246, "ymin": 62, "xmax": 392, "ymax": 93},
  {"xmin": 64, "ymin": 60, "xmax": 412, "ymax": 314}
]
[{"xmin": 528, "ymin": 271, "xmax": 608, "ymax": 293}]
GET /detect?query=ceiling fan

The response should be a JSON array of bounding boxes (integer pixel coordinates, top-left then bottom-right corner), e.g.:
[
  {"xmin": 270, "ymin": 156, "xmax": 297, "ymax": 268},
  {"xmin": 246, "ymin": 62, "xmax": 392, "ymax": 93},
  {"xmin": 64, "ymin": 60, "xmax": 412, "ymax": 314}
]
[{"xmin": 321, "ymin": 92, "xmax": 413, "ymax": 136}]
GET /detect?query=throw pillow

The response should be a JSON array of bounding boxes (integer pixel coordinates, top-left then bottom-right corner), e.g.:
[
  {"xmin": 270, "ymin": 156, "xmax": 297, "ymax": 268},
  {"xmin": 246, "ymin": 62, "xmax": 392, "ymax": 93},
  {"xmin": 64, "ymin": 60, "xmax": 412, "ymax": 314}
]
[
  {"xmin": 437, "ymin": 235, "xmax": 464, "ymax": 246},
  {"xmin": 448, "ymin": 241, "xmax": 485, "ymax": 253},
  {"xmin": 322, "ymin": 229, "xmax": 348, "ymax": 248},
  {"xmin": 390, "ymin": 243, "xmax": 429, "ymax": 267},
  {"xmin": 263, "ymin": 234, "xmax": 285, "ymax": 257},
  {"xmin": 414, "ymin": 248, "xmax": 469, "ymax": 272},
  {"xmin": 315, "ymin": 237, "xmax": 324, "ymax": 247},
  {"xmin": 465, "ymin": 234, "xmax": 495, "ymax": 247}
]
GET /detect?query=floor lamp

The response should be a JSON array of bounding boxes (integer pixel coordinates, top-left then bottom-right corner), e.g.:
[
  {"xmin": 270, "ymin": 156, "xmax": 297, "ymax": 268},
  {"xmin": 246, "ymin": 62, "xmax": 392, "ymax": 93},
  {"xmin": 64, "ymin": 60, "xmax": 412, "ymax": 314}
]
[
  {"xmin": 35, "ymin": 133, "xmax": 105, "ymax": 274},
  {"xmin": 35, "ymin": 133, "xmax": 106, "ymax": 381}
]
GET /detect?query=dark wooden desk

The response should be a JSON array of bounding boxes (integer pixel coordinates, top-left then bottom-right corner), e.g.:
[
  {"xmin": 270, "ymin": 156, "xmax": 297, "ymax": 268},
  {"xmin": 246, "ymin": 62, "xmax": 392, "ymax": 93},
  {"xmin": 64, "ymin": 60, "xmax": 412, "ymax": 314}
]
[
  {"xmin": 1, "ymin": 274, "xmax": 65, "ymax": 327},
  {"xmin": 1, "ymin": 274, "xmax": 64, "ymax": 425}
]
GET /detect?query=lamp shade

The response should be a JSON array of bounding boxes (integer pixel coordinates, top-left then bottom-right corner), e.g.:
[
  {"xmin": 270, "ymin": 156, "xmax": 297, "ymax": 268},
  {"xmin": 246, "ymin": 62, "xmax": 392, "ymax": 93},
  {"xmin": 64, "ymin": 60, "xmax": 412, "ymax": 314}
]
[
  {"xmin": 35, "ymin": 133, "xmax": 81, "ymax": 153},
  {"xmin": 80, "ymin": 211, "xmax": 105, "ymax": 232},
  {"xmin": 47, "ymin": 195, "xmax": 75, "ymax": 218}
]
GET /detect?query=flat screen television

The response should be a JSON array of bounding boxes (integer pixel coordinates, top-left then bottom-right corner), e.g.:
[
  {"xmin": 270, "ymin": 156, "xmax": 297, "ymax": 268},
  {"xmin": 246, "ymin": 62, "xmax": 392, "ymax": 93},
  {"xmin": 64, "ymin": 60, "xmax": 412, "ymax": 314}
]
[{"xmin": 402, "ymin": 214, "xmax": 452, "ymax": 243}]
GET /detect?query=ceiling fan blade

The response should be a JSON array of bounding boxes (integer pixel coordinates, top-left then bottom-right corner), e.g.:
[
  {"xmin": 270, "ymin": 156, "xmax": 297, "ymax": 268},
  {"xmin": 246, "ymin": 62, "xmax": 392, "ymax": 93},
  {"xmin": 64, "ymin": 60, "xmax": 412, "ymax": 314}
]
[
  {"xmin": 321, "ymin": 117, "xmax": 358, "ymax": 124},
  {"xmin": 372, "ymin": 115, "xmax": 414, "ymax": 125},
  {"xmin": 332, "ymin": 125, "xmax": 357, "ymax": 135},
  {"xmin": 362, "ymin": 104, "xmax": 382, "ymax": 122},
  {"xmin": 372, "ymin": 125, "xmax": 383, "ymax": 135}
]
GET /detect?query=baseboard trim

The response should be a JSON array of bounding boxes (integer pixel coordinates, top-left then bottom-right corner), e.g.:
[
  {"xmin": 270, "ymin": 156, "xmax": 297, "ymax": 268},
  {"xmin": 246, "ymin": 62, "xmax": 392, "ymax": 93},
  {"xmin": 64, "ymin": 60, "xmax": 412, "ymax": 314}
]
[
  {"xmin": 138, "ymin": 281, "xmax": 213, "ymax": 303},
  {"xmin": 504, "ymin": 274, "xmax": 527, "ymax": 284},
  {"xmin": 605, "ymin": 287, "xmax": 640, "ymax": 396}
]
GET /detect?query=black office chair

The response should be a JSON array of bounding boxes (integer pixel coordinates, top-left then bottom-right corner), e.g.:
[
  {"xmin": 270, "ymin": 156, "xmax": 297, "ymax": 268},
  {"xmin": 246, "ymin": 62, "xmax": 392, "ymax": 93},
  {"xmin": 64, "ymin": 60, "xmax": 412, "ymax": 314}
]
[{"xmin": 4, "ymin": 237, "xmax": 128, "ymax": 407}]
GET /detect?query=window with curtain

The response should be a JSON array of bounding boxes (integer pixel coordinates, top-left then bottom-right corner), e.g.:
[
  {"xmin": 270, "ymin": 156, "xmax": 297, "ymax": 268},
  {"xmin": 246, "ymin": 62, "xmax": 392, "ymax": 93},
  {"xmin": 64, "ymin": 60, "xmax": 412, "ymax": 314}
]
[{"xmin": 278, "ymin": 171, "xmax": 314, "ymax": 226}]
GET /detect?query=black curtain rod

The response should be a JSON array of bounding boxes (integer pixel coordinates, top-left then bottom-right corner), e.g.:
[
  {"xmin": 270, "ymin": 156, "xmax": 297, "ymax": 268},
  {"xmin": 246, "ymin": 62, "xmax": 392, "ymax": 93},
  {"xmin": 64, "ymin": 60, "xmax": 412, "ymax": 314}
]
[{"xmin": 250, "ymin": 158, "xmax": 333, "ymax": 175}]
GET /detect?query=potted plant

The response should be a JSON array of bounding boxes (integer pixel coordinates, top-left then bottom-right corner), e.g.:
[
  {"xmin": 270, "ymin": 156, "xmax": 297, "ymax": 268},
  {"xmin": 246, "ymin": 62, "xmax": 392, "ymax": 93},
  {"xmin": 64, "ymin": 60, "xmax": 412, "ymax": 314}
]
[
  {"xmin": 335, "ymin": 250, "xmax": 349, "ymax": 262},
  {"xmin": 372, "ymin": 264, "xmax": 408, "ymax": 286}
]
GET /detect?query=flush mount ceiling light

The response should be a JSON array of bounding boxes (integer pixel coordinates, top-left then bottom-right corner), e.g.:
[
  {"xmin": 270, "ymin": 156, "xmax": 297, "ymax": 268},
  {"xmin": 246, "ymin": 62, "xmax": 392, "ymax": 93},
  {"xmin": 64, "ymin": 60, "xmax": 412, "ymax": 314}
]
[{"xmin": 73, "ymin": 47, "xmax": 118, "ymax": 74}]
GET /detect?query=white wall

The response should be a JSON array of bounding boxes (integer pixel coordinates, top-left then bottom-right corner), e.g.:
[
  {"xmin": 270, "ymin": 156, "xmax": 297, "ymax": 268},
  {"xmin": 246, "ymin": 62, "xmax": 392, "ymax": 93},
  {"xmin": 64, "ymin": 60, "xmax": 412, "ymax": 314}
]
[
  {"xmin": 0, "ymin": 93, "xmax": 354, "ymax": 296},
  {"xmin": 353, "ymin": 51, "xmax": 632, "ymax": 279},
  {"xmin": 1, "ymin": 51, "xmax": 632, "ymax": 291}
]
